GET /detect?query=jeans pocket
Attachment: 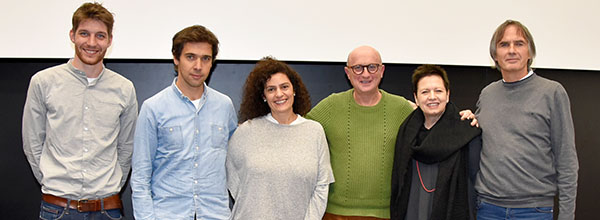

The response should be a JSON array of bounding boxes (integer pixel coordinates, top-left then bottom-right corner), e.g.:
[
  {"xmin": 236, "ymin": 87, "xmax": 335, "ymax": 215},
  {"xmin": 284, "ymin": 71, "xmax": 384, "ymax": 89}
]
[
  {"xmin": 535, "ymin": 207, "xmax": 553, "ymax": 213},
  {"xmin": 39, "ymin": 201, "xmax": 65, "ymax": 220},
  {"xmin": 475, "ymin": 198, "xmax": 482, "ymax": 210},
  {"xmin": 102, "ymin": 209, "xmax": 123, "ymax": 220}
]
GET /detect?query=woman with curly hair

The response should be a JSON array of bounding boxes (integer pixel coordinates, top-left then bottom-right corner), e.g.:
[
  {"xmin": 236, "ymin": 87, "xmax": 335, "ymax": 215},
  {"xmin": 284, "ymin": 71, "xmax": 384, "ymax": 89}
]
[{"xmin": 226, "ymin": 57, "xmax": 334, "ymax": 219}]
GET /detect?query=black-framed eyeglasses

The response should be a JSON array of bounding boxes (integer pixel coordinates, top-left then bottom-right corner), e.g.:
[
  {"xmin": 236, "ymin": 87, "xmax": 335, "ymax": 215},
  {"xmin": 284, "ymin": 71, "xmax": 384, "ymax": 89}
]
[{"xmin": 348, "ymin": 64, "xmax": 381, "ymax": 74}]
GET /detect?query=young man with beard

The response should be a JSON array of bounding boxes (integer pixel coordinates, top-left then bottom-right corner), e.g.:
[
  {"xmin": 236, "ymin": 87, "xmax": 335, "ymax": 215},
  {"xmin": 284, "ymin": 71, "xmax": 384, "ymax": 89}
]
[{"xmin": 22, "ymin": 2, "xmax": 137, "ymax": 219}]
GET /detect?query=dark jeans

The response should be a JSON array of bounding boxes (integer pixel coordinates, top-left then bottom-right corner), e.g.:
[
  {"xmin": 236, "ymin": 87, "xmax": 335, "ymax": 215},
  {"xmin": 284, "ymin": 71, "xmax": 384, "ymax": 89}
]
[{"xmin": 39, "ymin": 200, "xmax": 122, "ymax": 220}]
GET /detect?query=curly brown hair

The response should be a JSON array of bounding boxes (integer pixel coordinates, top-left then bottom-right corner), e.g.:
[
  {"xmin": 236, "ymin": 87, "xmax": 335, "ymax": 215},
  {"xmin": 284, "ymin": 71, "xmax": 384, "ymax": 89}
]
[{"xmin": 239, "ymin": 57, "xmax": 311, "ymax": 123}]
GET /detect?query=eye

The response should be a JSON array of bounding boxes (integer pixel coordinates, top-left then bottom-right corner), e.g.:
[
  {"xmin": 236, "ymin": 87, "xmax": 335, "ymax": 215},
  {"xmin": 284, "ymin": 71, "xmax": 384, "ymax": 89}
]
[
  {"xmin": 499, "ymin": 42, "xmax": 509, "ymax": 47},
  {"xmin": 367, "ymin": 64, "xmax": 378, "ymax": 72},
  {"xmin": 79, "ymin": 31, "xmax": 89, "ymax": 37},
  {"xmin": 515, "ymin": 41, "xmax": 525, "ymax": 46},
  {"xmin": 186, "ymin": 54, "xmax": 195, "ymax": 60},
  {"xmin": 201, "ymin": 55, "xmax": 212, "ymax": 62},
  {"xmin": 266, "ymin": 87, "xmax": 275, "ymax": 92},
  {"xmin": 96, "ymin": 33, "xmax": 106, "ymax": 39},
  {"xmin": 352, "ymin": 65, "xmax": 363, "ymax": 72}
]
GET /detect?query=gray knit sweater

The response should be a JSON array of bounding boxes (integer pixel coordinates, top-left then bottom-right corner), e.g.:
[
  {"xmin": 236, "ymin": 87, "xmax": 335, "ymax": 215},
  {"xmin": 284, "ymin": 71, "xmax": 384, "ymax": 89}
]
[
  {"xmin": 226, "ymin": 116, "xmax": 335, "ymax": 220},
  {"xmin": 475, "ymin": 73, "xmax": 578, "ymax": 220}
]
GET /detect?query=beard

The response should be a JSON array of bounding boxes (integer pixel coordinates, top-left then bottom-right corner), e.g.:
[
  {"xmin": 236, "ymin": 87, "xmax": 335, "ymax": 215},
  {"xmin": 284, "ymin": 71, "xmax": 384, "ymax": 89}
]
[{"xmin": 74, "ymin": 44, "xmax": 106, "ymax": 65}]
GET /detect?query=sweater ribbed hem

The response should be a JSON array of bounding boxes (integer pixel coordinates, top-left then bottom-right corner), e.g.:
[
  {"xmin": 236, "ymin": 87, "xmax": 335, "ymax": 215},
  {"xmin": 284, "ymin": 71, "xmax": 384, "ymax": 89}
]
[{"xmin": 478, "ymin": 194, "xmax": 555, "ymax": 208}]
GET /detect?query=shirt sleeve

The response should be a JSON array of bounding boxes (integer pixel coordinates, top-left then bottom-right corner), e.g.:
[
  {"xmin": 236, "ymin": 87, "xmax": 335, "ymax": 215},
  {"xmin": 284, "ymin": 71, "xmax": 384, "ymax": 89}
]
[
  {"xmin": 226, "ymin": 136, "xmax": 240, "ymax": 200},
  {"xmin": 304, "ymin": 126, "xmax": 334, "ymax": 220},
  {"xmin": 117, "ymin": 85, "xmax": 138, "ymax": 189},
  {"xmin": 130, "ymin": 103, "xmax": 158, "ymax": 220},
  {"xmin": 22, "ymin": 75, "xmax": 46, "ymax": 184},
  {"xmin": 551, "ymin": 84, "xmax": 578, "ymax": 220}
]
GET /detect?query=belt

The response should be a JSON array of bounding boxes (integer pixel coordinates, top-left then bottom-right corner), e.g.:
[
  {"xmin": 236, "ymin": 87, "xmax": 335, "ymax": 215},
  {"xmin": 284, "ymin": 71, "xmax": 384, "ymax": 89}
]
[{"xmin": 42, "ymin": 194, "xmax": 122, "ymax": 212}]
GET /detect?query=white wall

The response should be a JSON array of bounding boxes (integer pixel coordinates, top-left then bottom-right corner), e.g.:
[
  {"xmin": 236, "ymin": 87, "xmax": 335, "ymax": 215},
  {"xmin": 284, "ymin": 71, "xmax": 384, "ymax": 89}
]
[{"xmin": 2, "ymin": 0, "xmax": 599, "ymax": 70}]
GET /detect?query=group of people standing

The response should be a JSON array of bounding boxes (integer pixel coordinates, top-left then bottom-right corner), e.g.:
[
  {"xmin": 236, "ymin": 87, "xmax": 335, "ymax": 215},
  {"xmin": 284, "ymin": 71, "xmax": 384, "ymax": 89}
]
[{"xmin": 22, "ymin": 2, "xmax": 578, "ymax": 220}]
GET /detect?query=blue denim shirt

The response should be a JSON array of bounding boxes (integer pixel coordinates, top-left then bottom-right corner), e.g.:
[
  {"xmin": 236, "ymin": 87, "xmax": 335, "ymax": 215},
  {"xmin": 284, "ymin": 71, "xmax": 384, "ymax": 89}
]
[{"xmin": 131, "ymin": 79, "xmax": 237, "ymax": 220}]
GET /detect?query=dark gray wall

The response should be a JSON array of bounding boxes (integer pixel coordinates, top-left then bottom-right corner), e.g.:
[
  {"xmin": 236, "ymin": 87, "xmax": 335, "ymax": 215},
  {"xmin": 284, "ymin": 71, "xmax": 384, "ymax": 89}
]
[{"xmin": 1, "ymin": 58, "xmax": 597, "ymax": 219}]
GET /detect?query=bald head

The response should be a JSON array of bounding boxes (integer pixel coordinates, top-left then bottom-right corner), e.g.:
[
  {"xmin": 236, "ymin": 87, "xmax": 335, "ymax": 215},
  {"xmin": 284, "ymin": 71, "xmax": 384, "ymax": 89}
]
[{"xmin": 347, "ymin": 45, "xmax": 382, "ymax": 66}]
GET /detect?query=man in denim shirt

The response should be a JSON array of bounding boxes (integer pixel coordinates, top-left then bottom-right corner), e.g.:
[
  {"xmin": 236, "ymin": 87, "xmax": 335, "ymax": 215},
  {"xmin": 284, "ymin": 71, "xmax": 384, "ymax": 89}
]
[{"xmin": 131, "ymin": 25, "xmax": 237, "ymax": 220}]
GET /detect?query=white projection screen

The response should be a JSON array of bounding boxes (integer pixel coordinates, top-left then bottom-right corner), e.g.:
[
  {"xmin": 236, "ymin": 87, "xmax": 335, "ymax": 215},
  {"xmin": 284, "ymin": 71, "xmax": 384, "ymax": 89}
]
[{"xmin": 2, "ymin": 0, "xmax": 599, "ymax": 70}]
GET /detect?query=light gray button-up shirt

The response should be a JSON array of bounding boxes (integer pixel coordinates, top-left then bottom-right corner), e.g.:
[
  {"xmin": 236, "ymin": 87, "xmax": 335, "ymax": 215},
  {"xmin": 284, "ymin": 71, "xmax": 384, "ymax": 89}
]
[{"xmin": 22, "ymin": 59, "xmax": 138, "ymax": 199}]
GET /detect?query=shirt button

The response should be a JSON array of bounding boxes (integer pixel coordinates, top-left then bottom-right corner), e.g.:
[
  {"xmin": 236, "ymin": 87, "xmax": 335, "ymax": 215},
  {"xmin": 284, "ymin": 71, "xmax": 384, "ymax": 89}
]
[
  {"xmin": 82, "ymin": 188, "xmax": 86, "ymax": 191},
  {"xmin": 194, "ymin": 163, "xmax": 198, "ymax": 167},
  {"xmin": 218, "ymin": 127, "xmax": 222, "ymax": 131},
  {"xmin": 84, "ymin": 127, "xmax": 88, "ymax": 131},
  {"xmin": 83, "ymin": 169, "xmax": 87, "ymax": 173},
  {"xmin": 194, "ymin": 180, "xmax": 198, "ymax": 184},
  {"xmin": 196, "ymin": 146, "xmax": 199, "ymax": 151},
  {"xmin": 169, "ymin": 128, "xmax": 173, "ymax": 132},
  {"xmin": 195, "ymin": 129, "xmax": 199, "ymax": 134},
  {"xmin": 84, "ymin": 106, "xmax": 89, "ymax": 110},
  {"xmin": 83, "ymin": 148, "xmax": 88, "ymax": 152},
  {"xmin": 194, "ymin": 194, "xmax": 198, "ymax": 198}
]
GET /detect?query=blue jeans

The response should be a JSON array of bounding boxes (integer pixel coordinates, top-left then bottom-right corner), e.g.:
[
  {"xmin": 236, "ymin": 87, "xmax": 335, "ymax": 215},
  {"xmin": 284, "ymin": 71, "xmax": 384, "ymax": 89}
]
[
  {"xmin": 39, "ymin": 201, "xmax": 122, "ymax": 220},
  {"xmin": 476, "ymin": 200, "xmax": 553, "ymax": 220}
]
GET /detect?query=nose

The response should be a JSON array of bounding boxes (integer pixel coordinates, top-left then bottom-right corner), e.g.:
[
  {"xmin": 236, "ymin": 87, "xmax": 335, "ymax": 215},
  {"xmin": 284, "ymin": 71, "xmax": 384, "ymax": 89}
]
[
  {"xmin": 275, "ymin": 88, "xmax": 284, "ymax": 97},
  {"xmin": 508, "ymin": 43, "xmax": 516, "ymax": 53},
  {"xmin": 87, "ymin": 35, "xmax": 97, "ymax": 46},
  {"xmin": 193, "ymin": 58, "xmax": 203, "ymax": 70},
  {"xmin": 359, "ymin": 67, "xmax": 371, "ymax": 76},
  {"xmin": 427, "ymin": 92, "xmax": 436, "ymax": 100}
]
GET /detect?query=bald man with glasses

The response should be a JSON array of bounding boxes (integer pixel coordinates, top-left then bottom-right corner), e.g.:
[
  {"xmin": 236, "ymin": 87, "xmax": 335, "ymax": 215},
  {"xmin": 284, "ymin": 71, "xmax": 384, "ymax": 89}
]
[{"xmin": 306, "ymin": 46, "xmax": 415, "ymax": 219}]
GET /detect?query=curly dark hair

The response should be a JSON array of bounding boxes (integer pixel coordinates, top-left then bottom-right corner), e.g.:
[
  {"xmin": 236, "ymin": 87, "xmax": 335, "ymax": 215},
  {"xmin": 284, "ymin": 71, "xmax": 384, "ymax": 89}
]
[{"xmin": 239, "ymin": 57, "xmax": 311, "ymax": 123}]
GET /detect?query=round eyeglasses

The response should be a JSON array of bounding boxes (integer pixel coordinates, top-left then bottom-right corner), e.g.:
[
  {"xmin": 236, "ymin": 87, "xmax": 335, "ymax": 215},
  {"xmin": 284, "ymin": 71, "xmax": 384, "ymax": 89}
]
[{"xmin": 348, "ymin": 64, "xmax": 381, "ymax": 74}]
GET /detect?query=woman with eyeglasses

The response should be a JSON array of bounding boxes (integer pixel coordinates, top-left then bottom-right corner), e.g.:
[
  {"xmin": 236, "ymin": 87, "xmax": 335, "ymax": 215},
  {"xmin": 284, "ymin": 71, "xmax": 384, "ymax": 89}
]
[
  {"xmin": 226, "ymin": 57, "xmax": 334, "ymax": 219},
  {"xmin": 390, "ymin": 64, "xmax": 481, "ymax": 220}
]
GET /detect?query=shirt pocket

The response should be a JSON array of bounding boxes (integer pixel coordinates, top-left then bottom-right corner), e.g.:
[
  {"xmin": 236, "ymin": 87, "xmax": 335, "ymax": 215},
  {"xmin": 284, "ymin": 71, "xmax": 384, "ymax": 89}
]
[
  {"xmin": 158, "ymin": 126, "xmax": 183, "ymax": 150},
  {"xmin": 94, "ymin": 101, "xmax": 123, "ymax": 136},
  {"xmin": 210, "ymin": 123, "xmax": 228, "ymax": 150}
]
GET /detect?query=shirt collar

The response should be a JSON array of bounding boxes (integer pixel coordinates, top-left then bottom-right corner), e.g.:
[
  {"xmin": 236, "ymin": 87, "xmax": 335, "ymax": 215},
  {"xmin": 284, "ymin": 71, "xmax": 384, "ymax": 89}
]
[
  {"xmin": 171, "ymin": 78, "xmax": 209, "ymax": 111},
  {"xmin": 265, "ymin": 113, "xmax": 306, "ymax": 125},
  {"xmin": 67, "ymin": 59, "xmax": 106, "ymax": 86},
  {"xmin": 502, "ymin": 69, "xmax": 534, "ymax": 83}
]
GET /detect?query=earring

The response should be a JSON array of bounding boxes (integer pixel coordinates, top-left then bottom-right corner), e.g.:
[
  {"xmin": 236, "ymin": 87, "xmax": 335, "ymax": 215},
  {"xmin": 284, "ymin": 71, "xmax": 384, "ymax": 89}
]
[
  {"xmin": 263, "ymin": 99, "xmax": 267, "ymax": 102},
  {"xmin": 293, "ymin": 93, "xmax": 296, "ymax": 96}
]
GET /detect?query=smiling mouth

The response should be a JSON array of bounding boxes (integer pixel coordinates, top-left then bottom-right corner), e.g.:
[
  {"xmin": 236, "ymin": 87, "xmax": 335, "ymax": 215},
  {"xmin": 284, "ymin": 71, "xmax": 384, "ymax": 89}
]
[
  {"xmin": 274, "ymin": 99, "xmax": 287, "ymax": 104},
  {"xmin": 83, "ymin": 48, "xmax": 99, "ymax": 55},
  {"xmin": 426, "ymin": 103, "xmax": 439, "ymax": 107}
]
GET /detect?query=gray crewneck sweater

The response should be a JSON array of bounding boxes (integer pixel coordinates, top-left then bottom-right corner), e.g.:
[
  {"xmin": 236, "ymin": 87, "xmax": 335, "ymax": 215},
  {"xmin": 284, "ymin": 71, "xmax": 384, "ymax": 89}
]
[
  {"xmin": 475, "ymin": 73, "xmax": 578, "ymax": 220},
  {"xmin": 226, "ymin": 116, "xmax": 335, "ymax": 219}
]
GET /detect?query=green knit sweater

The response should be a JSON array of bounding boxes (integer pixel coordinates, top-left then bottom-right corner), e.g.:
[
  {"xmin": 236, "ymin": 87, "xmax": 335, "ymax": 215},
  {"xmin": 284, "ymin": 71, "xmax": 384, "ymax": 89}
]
[{"xmin": 306, "ymin": 89, "xmax": 414, "ymax": 218}]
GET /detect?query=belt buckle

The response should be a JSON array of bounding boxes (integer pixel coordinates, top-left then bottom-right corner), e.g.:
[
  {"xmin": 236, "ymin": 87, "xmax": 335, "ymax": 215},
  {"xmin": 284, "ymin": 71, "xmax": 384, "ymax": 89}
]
[{"xmin": 76, "ymin": 199, "xmax": 89, "ymax": 212}]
